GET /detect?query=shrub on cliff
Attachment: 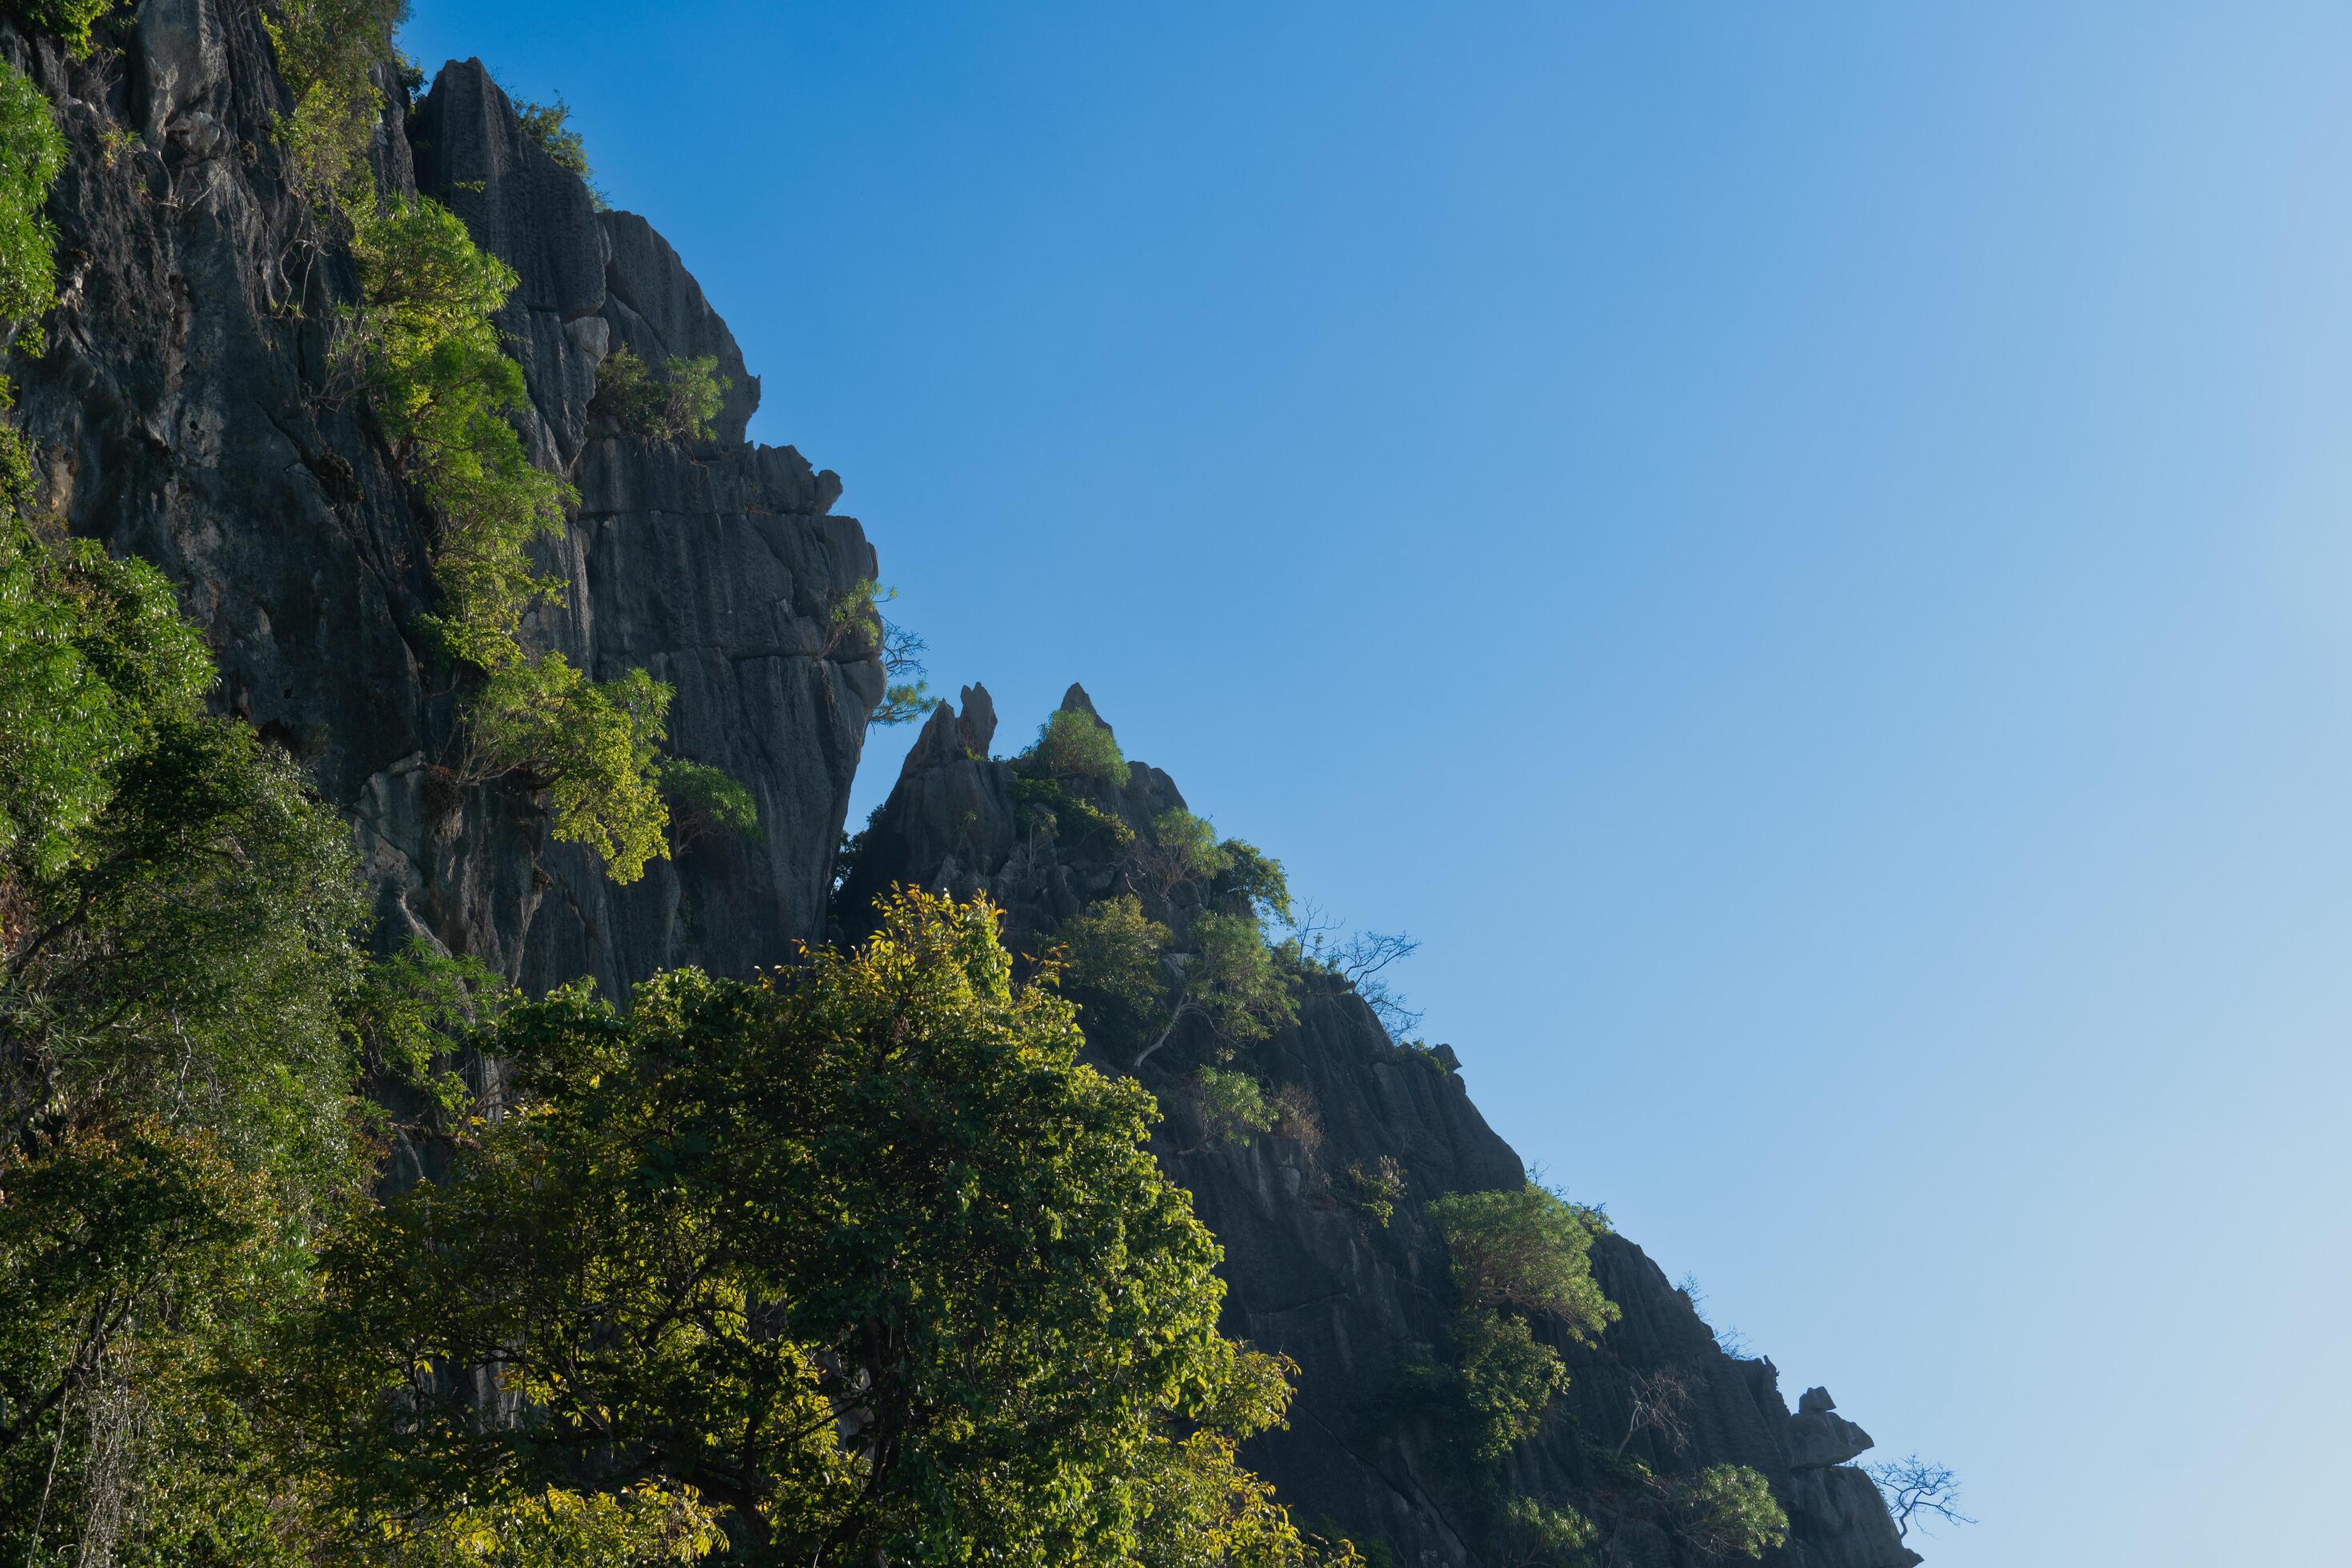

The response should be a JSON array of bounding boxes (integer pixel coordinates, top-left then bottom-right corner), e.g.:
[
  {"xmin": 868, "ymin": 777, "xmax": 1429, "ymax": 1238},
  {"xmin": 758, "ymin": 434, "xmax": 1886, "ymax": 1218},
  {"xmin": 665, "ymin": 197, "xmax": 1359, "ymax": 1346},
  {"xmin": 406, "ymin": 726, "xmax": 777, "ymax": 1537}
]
[
  {"xmin": 1059, "ymin": 894, "xmax": 1298, "ymax": 1068},
  {"xmin": 265, "ymin": 0, "xmax": 410, "ymax": 216},
  {"xmin": 1419, "ymin": 1182, "xmax": 1618, "ymax": 1466},
  {"xmin": 342, "ymin": 194, "xmax": 691, "ymax": 882},
  {"xmin": 5, "ymin": 0, "xmax": 122, "ymax": 57},
  {"xmin": 822, "ymin": 576, "xmax": 933, "ymax": 727},
  {"xmin": 1670, "ymin": 1465, "xmax": 1788, "ymax": 1560},
  {"xmin": 1450, "ymin": 1308, "xmax": 1571, "ymax": 1462},
  {"xmin": 0, "ymin": 61, "xmax": 62, "ymax": 358},
  {"xmin": 1026, "ymin": 706, "xmax": 1130, "ymax": 786},
  {"xmin": 1429, "ymin": 1181, "xmax": 1618, "ymax": 1341},
  {"xmin": 592, "ymin": 345, "xmax": 729, "ymax": 442},
  {"xmin": 1195, "ymin": 1064, "xmax": 1276, "ymax": 1146}
]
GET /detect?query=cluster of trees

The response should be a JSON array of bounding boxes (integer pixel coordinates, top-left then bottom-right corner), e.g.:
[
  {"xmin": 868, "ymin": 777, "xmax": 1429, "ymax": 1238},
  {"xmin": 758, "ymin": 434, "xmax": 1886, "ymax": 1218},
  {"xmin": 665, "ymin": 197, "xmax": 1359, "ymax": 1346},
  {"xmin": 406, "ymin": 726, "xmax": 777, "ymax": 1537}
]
[{"xmin": 1419, "ymin": 1186, "xmax": 1788, "ymax": 1564}]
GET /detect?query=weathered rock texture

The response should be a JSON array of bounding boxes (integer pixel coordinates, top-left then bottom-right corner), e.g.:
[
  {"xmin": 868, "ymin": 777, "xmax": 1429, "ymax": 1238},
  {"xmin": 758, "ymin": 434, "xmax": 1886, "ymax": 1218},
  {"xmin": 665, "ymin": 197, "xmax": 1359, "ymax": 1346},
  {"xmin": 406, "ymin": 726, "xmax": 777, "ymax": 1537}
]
[
  {"xmin": 11, "ymin": 12, "xmax": 879, "ymax": 997},
  {"xmin": 10, "ymin": 6, "xmax": 1915, "ymax": 1563},
  {"xmin": 842, "ymin": 686, "xmax": 1922, "ymax": 1568}
]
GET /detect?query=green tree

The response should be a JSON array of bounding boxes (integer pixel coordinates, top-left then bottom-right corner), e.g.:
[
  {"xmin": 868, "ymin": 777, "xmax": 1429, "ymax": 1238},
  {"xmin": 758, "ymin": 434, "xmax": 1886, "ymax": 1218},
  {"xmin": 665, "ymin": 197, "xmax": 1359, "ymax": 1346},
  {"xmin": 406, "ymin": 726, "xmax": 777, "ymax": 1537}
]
[
  {"xmin": 1450, "ymin": 1309, "xmax": 1570, "ymax": 1462},
  {"xmin": 1194, "ymin": 1065, "xmax": 1275, "ymax": 1146},
  {"xmin": 0, "ymin": 59, "xmax": 62, "ymax": 354},
  {"xmin": 301, "ymin": 890, "xmax": 1314, "ymax": 1566},
  {"xmin": 1214, "ymin": 838, "xmax": 1291, "ymax": 926},
  {"xmin": 1058, "ymin": 891, "xmax": 1172, "ymax": 1039},
  {"xmin": 1670, "ymin": 1466, "xmax": 1788, "ymax": 1561},
  {"xmin": 1026, "ymin": 706, "xmax": 1130, "ymax": 786},
  {"xmin": 1421, "ymin": 1182, "xmax": 1618, "ymax": 1466},
  {"xmin": 265, "ymin": 0, "xmax": 411, "ymax": 216},
  {"xmin": 1428, "ymin": 1182, "xmax": 1619, "ymax": 1342},
  {"xmin": 0, "ymin": 526, "xmax": 369, "ymax": 1563},
  {"xmin": 593, "ymin": 346, "xmax": 730, "ymax": 442},
  {"xmin": 470, "ymin": 655, "xmax": 674, "ymax": 882},
  {"xmin": 822, "ymin": 577, "xmax": 931, "ymax": 727},
  {"xmin": 1134, "ymin": 910, "xmax": 1298, "ymax": 1066},
  {"xmin": 657, "ymin": 758, "xmax": 762, "ymax": 848},
  {"xmin": 1494, "ymin": 1494, "xmax": 1600, "ymax": 1568},
  {"xmin": 1137, "ymin": 808, "xmax": 1230, "ymax": 900}
]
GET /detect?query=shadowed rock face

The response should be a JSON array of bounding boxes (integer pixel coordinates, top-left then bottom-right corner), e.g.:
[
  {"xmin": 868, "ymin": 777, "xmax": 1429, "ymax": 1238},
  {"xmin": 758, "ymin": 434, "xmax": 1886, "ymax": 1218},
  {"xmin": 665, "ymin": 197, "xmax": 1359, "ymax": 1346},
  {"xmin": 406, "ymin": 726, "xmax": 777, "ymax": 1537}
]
[
  {"xmin": 13, "ymin": 6, "xmax": 1917, "ymax": 1562},
  {"xmin": 13, "ymin": 18, "xmax": 878, "ymax": 996},
  {"xmin": 842, "ymin": 687, "xmax": 1922, "ymax": 1568}
]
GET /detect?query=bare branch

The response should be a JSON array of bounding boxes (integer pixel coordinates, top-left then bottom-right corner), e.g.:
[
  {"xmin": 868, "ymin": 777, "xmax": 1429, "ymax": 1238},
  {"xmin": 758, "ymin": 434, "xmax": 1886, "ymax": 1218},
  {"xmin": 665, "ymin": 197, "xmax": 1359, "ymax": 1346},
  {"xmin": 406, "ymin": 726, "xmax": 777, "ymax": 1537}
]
[{"xmin": 1864, "ymin": 1454, "xmax": 1974, "ymax": 1541}]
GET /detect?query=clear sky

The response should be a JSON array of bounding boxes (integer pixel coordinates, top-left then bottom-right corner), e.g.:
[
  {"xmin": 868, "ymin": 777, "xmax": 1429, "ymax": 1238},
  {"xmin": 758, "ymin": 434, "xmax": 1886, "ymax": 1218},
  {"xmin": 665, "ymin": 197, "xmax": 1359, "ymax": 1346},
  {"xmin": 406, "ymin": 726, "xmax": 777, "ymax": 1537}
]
[{"xmin": 397, "ymin": 4, "xmax": 2352, "ymax": 1561}]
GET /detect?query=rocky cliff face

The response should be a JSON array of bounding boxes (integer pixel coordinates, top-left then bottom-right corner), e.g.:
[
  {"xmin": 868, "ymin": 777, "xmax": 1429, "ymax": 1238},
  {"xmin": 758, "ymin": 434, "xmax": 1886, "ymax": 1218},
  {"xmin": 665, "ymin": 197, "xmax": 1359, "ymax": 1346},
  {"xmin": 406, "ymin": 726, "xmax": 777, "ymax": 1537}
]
[
  {"xmin": 13, "ymin": 10, "xmax": 878, "ymax": 999},
  {"xmin": 14, "ymin": 6, "xmax": 1914, "ymax": 1563},
  {"xmin": 842, "ymin": 688, "xmax": 1921, "ymax": 1568}
]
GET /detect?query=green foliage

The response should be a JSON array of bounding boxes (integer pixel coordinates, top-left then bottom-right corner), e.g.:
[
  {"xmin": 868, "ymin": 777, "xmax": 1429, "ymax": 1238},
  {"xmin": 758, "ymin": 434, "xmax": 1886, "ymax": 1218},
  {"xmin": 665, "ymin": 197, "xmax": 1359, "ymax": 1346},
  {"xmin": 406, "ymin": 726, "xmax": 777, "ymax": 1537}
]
[
  {"xmin": 0, "ymin": 522, "xmax": 370, "ymax": 1559},
  {"xmin": 1142, "ymin": 806, "xmax": 1230, "ymax": 894},
  {"xmin": 1026, "ymin": 706, "xmax": 1130, "ymax": 786},
  {"xmin": 1132, "ymin": 1430, "xmax": 1359, "ymax": 1568},
  {"xmin": 301, "ymin": 889, "xmax": 1307, "ymax": 1566},
  {"xmin": 1418, "ymin": 1183, "xmax": 1618, "ymax": 1471},
  {"xmin": 1171, "ymin": 908, "xmax": 1298, "ymax": 1055},
  {"xmin": 265, "ymin": 0, "xmax": 410, "ymax": 216},
  {"xmin": 1338, "ymin": 1156, "xmax": 1407, "ymax": 1228},
  {"xmin": 1670, "ymin": 1466, "xmax": 1788, "ymax": 1561},
  {"xmin": 657, "ymin": 757, "xmax": 762, "ymax": 847},
  {"xmin": 5, "ymin": 0, "xmax": 121, "ymax": 58},
  {"xmin": 1496, "ymin": 1494, "xmax": 1601, "ymax": 1568},
  {"xmin": 1195, "ymin": 1065, "xmax": 1275, "ymax": 1146},
  {"xmin": 346, "ymin": 938, "xmax": 510, "ymax": 1125},
  {"xmin": 1057, "ymin": 890, "xmax": 1170, "ymax": 1035},
  {"xmin": 592, "ymin": 346, "xmax": 730, "ymax": 442},
  {"xmin": 347, "ymin": 198, "xmax": 574, "ymax": 672},
  {"xmin": 823, "ymin": 576, "xmax": 932, "ymax": 726},
  {"xmin": 1215, "ymin": 837, "xmax": 1291, "ymax": 925},
  {"xmin": 1428, "ymin": 1182, "xmax": 1619, "ymax": 1343},
  {"xmin": 1061, "ymin": 894, "xmax": 1298, "ymax": 1066},
  {"xmin": 1010, "ymin": 771, "xmax": 1134, "ymax": 851},
  {"xmin": 0, "ymin": 526, "xmax": 210, "ymax": 875},
  {"xmin": 1451, "ymin": 1308, "xmax": 1570, "ymax": 1462},
  {"xmin": 471, "ymin": 655, "xmax": 674, "ymax": 882},
  {"xmin": 375, "ymin": 1482, "xmax": 728, "ymax": 1567},
  {"xmin": 513, "ymin": 91, "xmax": 590, "ymax": 179},
  {"xmin": 0, "ymin": 62, "xmax": 63, "ymax": 359}
]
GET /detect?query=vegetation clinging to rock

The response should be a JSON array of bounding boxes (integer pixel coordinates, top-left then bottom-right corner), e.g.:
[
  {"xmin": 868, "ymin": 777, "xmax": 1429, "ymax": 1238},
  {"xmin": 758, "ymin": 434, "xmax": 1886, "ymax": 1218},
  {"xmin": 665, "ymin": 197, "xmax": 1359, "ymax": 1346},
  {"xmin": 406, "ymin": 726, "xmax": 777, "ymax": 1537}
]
[
  {"xmin": 1026, "ymin": 705, "xmax": 1130, "ymax": 786},
  {"xmin": 590, "ymin": 345, "xmax": 727, "ymax": 442}
]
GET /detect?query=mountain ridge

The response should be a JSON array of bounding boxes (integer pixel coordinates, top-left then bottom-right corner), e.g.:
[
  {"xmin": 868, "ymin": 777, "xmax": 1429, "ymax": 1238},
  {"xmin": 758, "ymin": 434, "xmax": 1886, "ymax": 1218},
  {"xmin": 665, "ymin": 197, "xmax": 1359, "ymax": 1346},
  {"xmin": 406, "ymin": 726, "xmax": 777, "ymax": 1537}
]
[{"xmin": 9, "ymin": 10, "xmax": 1918, "ymax": 1562}]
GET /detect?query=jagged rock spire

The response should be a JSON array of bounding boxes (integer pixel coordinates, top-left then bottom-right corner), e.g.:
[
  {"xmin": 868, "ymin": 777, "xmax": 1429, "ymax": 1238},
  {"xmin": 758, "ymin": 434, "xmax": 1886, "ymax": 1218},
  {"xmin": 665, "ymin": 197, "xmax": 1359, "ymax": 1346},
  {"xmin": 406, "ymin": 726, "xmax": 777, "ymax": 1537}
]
[
  {"xmin": 1058, "ymin": 682, "xmax": 1111, "ymax": 736},
  {"xmin": 900, "ymin": 683, "xmax": 998, "ymax": 777}
]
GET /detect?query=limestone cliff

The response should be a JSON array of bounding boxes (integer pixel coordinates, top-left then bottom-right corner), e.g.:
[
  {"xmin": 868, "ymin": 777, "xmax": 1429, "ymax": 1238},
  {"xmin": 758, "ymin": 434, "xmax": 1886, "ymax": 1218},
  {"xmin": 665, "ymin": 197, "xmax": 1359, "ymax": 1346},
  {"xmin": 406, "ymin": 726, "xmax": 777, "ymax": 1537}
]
[
  {"xmin": 10, "ymin": 6, "xmax": 1917, "ymax": 1563},
  {"xmin": 12, "ymin": 14, "xmax": 878, "ymax": 998}
]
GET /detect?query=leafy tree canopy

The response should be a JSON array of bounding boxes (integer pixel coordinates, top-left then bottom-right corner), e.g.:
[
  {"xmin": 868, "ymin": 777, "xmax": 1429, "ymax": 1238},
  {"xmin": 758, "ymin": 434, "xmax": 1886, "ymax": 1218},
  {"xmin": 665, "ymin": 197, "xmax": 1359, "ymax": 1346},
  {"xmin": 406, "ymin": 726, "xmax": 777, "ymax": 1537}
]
[
  {"xmin": 1026, "ymin": 707, "xmax": 1130, "ymax": 786},
  {"xmin": 301, "ymin": 890, "xmax": 1334, "ymax": 1568},
  {"xmin": 1428, "ymin": 1182, "xmax": 1619, "ymax": 1344}
]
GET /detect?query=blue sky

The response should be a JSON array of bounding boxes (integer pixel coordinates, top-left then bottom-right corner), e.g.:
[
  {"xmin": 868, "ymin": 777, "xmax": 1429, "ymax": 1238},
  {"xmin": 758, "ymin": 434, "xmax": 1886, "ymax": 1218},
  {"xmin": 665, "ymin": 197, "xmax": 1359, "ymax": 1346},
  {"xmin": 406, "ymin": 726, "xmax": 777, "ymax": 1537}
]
[{"xmin": 398, "ymin": 4, "xmax": 2352, "ymax": 1561}]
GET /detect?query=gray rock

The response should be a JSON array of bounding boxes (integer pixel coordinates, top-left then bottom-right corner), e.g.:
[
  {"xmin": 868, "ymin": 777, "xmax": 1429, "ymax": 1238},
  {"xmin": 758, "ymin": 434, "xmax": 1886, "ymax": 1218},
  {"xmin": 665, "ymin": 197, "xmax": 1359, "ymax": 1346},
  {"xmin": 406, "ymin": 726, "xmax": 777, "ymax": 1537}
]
[
  {"xmin": 16, "ymin": 25, "xmax": 879, "ymax": 996},
  {"xmin": 1787, "ymin": 1404, "xmax": 1876, "ymax": 1470}
]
